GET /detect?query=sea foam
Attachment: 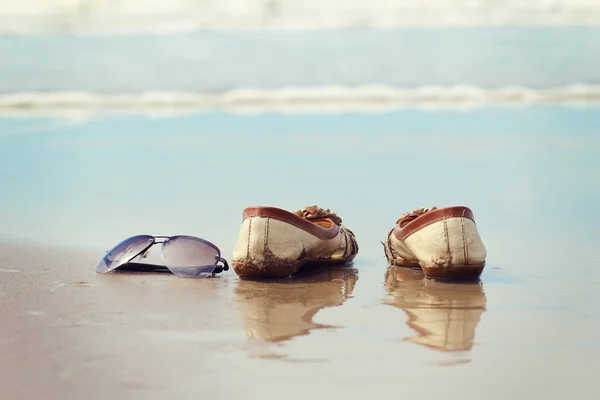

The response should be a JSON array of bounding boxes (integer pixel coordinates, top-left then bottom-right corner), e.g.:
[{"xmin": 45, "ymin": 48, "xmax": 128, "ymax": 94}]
[
  {"xmin": 1, "ymin": 84, "xmax": 599, "ymax": 118},
  {"xmin": 1, "ymin": 0, "xmax": 600, "ymax": 34}
]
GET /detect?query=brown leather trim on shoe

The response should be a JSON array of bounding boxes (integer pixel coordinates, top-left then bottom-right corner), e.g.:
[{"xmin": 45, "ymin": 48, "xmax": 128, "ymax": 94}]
[
  {"xmin": 393, "ymin": 206, "xmax": 475, "ymax": 241},
  {"xmin": 242, "ymin": 206, "xmax": 340, "ymax": 240}
]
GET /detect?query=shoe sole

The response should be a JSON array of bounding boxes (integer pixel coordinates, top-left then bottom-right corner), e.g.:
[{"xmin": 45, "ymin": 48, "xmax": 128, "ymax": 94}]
[
  {"xmin": 233, "ymin": 257, "xmax": 352, "ymax": 279},
  {"xmin": 389, "ymin": 258, "xmax": 421, "ymax": 268},
  {"xmin": 420, "ymin": 262, "xmax": 485, "ymax": 281}
]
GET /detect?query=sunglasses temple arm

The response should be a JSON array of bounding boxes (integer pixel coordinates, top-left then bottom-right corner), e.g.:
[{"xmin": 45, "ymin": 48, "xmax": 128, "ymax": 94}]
[
  {"xmin": 119, "ymin": 262, "xmax": 171, "ymax": 272},
  {"xmin": 213, "ymin": 257, "xmax": 230, "ymax": 273}
]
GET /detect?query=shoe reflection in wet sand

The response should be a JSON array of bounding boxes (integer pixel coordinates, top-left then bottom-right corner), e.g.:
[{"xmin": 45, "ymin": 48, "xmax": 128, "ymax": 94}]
[
  {"xmin": 234, "ymin": 266, "xmax": 358, "ymax": 343},
  {"xmin": 384, "ymin": 266, "xmax": 487, "ymax": 357}
]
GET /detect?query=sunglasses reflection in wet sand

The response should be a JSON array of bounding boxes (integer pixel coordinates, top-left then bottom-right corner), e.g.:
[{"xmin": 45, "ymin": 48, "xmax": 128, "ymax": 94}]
[
  {"xmin": 234, "ymin": 266, "xmax": 358, "ymax": 342},
  {"xmin": 97, "ymin": 235, "xmax": 229, "ymax": 277},
  {"xmin": 384, "ymin": 266, "xmax": 486, "ymax": 355}
]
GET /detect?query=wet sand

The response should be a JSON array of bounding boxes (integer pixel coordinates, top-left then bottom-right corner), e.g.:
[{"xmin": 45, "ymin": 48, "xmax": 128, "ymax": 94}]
[
  {"xmin": 1, "ymin": 106, "xmax": 599, "ymax": 399},
  {"xmin": 2, "ymin": 240, "xmax": 599, "ymax": 399}
]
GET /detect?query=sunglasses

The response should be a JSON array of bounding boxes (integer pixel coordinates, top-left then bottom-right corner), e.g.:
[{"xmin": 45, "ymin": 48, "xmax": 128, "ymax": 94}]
[{"xmin": 97, "ymin": 235, "xmax": 229, "ymax": 277}]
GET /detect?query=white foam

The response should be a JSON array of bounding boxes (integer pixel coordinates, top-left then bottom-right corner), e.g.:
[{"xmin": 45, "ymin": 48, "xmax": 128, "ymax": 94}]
[
  {"xmin": 1, "ymin": 0, "xmax": 600, "ymax": 34},
  {"xmin": 1, "ymin": 84, "xmax": 599, "ymax": 118}
]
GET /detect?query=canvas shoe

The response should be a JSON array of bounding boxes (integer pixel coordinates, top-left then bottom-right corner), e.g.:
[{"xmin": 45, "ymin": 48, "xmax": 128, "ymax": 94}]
[
  {"xmin": 232, "ymin": 205, "xmax": 358, "ymax": 278},
  {"xmin": 383, "ymin": 206, "xmax": 486, "ymax": 280}
]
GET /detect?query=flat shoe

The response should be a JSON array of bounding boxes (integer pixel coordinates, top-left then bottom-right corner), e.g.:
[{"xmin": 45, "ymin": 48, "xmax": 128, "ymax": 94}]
[
  {"xmin": 232, "ymin": 205, "xmax": 358, "ymax": 278},
  {"xmin": 384, "ymin": 206, "xmax": 486, "ymax": 280}
]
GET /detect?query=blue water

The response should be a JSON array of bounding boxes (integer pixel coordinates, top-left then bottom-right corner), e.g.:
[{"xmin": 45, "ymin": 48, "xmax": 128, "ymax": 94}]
[
  {"xmin": 1, "ymin": 105, "xmax": 599, "ymax": 264},
  {"xmin": 1, "ymin": 27, "xmax": 599, "ymax": 93}
]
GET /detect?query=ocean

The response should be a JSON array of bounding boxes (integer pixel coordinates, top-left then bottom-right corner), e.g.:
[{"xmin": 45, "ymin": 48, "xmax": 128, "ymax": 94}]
[
  {"xmin": 1, "ymin": 27, "xmax": 599, "ymax": 117},
  {"xmin": 2, "ymin": 0, "xmax": 600, "ymax": 34},
  {"xmin": 0, "ymin": 1, "xmax": 599, "ymax": 114}
]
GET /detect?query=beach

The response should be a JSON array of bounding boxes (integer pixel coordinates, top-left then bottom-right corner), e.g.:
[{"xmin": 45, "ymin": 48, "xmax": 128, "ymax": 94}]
[
  {"xmin": 1, "ymin": 238, "xmax": 598, "ymax": 399},
  {"xmin": 1, "ymin": 103, "xmax": 599, "ymax": 398},
  {"xmin": 1, "ymin": 1, "xmax": 600, "ymax": 396}
]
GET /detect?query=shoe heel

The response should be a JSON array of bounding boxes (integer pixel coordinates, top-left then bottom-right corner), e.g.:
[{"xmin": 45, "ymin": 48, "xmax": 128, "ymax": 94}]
[
  {"xmin": 421, "ymin": 262, "xmax": 485, "ymax": 281},
  {"xmin": 407, "ymin": 214, "xmax": 486, "ymax": 281},
  {"xmin": 233, "ymin": 257, "xmax": 304, "ymax": 279},
  {"xmin": 232, "ymin": 215, "xmax": 306, "ymax": 278}
]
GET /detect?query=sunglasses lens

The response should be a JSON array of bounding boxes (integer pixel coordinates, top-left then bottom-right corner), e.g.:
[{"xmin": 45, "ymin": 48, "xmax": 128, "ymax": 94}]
[
  {"xmin": 97, "ymin": 235, "xmax": 155, "ymax": 273},
  {"xmin": 162, "ymin": 236, "xmax": 220, "ymax": 277}
]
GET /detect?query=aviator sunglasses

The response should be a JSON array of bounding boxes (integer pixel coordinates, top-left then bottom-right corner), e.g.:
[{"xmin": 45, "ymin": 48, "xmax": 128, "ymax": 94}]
[{"xmin": 97, "ymin": 235, "xmax": 229, "ymax": 277}]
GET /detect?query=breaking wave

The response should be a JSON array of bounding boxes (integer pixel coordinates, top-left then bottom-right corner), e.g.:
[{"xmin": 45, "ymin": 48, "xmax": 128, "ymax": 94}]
[
  {"xmin": 2, "ymin": 0, "xmax": 600, "ymax": 34},
  {"xmin": 1, "ymin": 85, "xmax": 599, "ymax": 117}
]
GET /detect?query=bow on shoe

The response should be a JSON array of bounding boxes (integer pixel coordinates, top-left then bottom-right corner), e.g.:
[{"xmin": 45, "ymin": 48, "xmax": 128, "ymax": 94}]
[
  {"xmin": 293, "ymin": 205, "xmax": 343, "ymax": 226},
  {"xmin": 396, "ymin": 207, "xmax": 437, "ymax": 227}
]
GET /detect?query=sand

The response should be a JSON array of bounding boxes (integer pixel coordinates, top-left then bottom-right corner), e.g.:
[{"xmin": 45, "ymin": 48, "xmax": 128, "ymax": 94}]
[
  {"xmin": 2, "ymin": 239, "xmax": 599, "ymax": 400},
  {"xmin": 0, "ymin": 242, "xmax": 237, "ymax": 399}
]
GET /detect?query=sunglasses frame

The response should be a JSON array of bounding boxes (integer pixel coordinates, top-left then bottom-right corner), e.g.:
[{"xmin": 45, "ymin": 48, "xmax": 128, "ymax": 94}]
[{"xmin": 98, "ymin": 234, "xmax": 229, "ymax": 276}]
